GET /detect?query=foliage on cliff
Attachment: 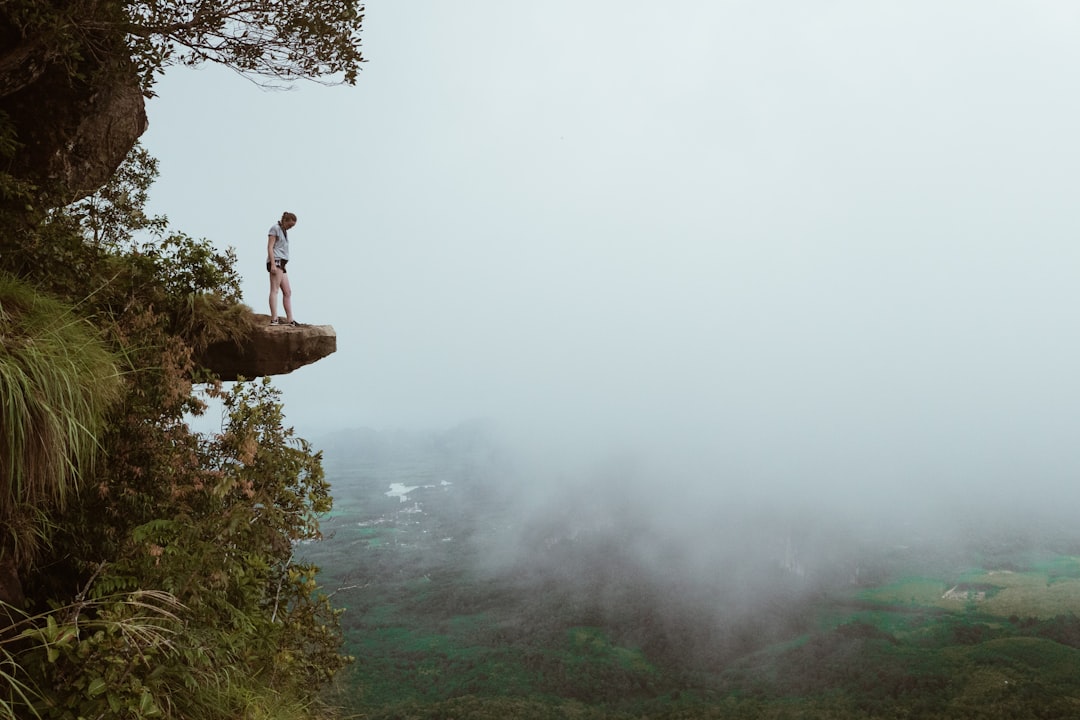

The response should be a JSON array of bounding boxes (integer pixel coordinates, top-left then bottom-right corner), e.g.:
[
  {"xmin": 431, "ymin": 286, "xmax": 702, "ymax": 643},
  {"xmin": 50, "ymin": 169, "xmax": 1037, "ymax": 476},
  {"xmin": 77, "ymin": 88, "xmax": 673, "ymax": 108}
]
[
  {"xmin": 0, "ymin": 147, "xmax": 348, "ymax": 719},
  {"xmin": 0, "ymin": 275, "xmax": 122, "ymax": 569}
]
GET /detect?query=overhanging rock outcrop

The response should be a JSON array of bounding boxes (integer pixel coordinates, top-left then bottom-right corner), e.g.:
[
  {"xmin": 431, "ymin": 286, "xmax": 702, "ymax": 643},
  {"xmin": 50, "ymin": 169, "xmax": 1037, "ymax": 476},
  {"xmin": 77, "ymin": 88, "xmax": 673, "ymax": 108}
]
[
  {"xmin": 0, "ymin": 21, "xmax": 147, "ymax": 206},
  {"xmin": 196, "ymin": 314, "xmax": 337, "ymax": 381}
]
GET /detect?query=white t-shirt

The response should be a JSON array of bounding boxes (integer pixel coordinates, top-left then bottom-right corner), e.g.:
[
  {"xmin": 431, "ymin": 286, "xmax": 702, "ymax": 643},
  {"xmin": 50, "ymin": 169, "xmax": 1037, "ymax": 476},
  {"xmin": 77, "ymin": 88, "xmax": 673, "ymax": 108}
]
[{"xmin": 269, "ymin": 223, "xmax": 290, "ymax": 261}]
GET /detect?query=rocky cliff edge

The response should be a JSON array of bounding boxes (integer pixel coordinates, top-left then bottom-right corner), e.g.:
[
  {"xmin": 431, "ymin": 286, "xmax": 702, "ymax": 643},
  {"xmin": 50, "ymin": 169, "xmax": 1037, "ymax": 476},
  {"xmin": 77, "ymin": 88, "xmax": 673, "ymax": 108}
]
[{"xmin": 196, "ymin": 313, "xmax": 337, "ymax": 381}]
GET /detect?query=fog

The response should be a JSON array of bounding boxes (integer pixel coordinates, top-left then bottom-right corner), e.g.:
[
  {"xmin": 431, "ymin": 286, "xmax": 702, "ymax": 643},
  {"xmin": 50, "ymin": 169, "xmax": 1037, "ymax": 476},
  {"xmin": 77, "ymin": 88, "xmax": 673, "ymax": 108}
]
[{"xmin": 145, "ymin": 1, "xmax": 1080, "ymax": 533}]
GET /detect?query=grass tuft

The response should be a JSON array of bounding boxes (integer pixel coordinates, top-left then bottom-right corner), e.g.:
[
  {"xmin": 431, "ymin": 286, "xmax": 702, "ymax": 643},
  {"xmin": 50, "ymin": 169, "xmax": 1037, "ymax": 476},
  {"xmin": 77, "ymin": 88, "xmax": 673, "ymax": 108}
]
[{"xmin": 0, "ymin": 273, "xmax": 122, "ymax": 566}]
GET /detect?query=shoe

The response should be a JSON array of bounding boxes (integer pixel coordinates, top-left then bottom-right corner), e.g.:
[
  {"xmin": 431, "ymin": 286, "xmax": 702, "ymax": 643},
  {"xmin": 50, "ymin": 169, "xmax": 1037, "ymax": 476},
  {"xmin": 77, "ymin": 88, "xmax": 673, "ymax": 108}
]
[
  {"xmin": 269, "ymin": 318, "xmax": 280, "ymax": 325},
  {"xmin": 286, "ymin": 320, "xmax": 304, "ymax": 327}
]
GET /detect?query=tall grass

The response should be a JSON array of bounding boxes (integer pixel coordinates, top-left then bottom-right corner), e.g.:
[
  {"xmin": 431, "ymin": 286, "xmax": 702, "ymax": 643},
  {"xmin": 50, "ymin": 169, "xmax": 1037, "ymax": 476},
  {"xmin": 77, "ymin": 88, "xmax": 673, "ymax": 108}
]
[
  {"xmin": 0, "ymin": 589, "xmax": 184, "ymax": 720},
  {"xmin": 0, "ymin": 274, "xmax": 122, "ymax": 566}
]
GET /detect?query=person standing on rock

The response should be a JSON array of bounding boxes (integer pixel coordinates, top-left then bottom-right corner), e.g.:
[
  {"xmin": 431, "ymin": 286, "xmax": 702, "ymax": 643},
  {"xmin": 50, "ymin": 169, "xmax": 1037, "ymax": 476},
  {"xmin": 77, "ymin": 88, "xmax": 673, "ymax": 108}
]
[{"xmin": 267, "ymin": 211, "xmax": 298, "ymax": 326}]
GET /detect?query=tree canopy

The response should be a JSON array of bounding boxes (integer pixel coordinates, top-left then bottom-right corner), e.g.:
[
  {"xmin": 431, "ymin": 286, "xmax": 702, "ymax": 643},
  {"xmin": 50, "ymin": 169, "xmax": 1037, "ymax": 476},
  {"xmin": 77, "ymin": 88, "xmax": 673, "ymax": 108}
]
[
  {"xmin": 125, "ymin": 0, "xmax": 366, "ymax": 88},
  {"xmin": 0, "ymin": 0, "xmax": 365, "ymax": 95}
]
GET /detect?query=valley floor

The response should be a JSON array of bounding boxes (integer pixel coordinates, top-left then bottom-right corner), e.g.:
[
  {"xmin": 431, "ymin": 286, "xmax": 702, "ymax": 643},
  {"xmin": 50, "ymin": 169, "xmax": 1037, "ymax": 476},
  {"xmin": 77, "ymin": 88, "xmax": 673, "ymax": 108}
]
[{"xmin": 304, "ymin": 449, "xmax": 1080, "ymax": 719}]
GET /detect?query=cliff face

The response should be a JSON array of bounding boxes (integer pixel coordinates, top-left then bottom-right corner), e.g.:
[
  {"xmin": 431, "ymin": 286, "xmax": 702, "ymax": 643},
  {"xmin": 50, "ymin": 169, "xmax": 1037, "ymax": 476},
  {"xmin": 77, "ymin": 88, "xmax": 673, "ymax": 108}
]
[
  {"xmin": 196, "ymin": 314, "xmax": 338, "ymax": 381},
  {"xmin": 0, "ymin": 17, "xmax": 146, "ymax": 205}
]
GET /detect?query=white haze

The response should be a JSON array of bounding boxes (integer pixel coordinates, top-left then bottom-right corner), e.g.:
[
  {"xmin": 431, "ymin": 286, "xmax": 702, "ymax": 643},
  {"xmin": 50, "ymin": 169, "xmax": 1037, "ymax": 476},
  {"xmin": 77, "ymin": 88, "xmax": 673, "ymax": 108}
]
[{"xmin": 144, "ymin": 1, "xmax": 1080, "ymax": 530}]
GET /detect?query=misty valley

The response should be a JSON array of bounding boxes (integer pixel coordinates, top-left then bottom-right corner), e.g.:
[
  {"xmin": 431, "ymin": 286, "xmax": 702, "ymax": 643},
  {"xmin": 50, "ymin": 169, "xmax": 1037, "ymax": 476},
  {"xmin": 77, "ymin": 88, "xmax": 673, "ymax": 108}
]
[{"xmin": 304, "ymin": 424, "xmax": 1080, "ymax": 719}]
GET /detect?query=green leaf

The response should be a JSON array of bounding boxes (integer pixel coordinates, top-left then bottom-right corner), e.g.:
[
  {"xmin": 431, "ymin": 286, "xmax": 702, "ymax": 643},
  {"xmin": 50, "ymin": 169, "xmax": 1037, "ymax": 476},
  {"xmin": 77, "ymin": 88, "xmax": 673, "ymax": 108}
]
[
  {"xmin": 139, "ymin": 688, "xmax": 160, "ymax": 716},
  {"xmin": 87, "ymin": 676, "xmax": 107, "ymax": 697},
  {"xmin": 44, "ymin": 613, "xmax": 58, "ymax": 642}
]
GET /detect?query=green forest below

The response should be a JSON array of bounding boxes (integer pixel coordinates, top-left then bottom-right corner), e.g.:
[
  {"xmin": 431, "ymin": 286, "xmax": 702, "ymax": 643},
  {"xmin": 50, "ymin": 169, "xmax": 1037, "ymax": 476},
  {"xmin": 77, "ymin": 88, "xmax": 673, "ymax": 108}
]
[
  {"xmin": 302, "ymin": 439, "xmax": 1080, "ymax": 720},
  {"xmin": 335, "ymin": 598, "xmax": 1080, "ymax": 720}
]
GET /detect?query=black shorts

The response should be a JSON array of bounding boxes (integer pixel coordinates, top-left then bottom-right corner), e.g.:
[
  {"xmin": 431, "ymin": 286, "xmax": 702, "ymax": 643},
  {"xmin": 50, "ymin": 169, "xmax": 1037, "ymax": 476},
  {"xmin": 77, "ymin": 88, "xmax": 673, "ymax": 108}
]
[{"xmin": 267, "ymin": 259, "xmax": 288, "ymax": 273}]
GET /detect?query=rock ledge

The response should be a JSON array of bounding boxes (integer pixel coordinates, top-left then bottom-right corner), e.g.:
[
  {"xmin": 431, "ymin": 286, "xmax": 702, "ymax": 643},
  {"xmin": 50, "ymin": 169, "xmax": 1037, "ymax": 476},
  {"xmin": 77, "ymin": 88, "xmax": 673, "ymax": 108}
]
[{"xmin": 196, "ymin": 314, "xmax": 336, "ymax": 380}]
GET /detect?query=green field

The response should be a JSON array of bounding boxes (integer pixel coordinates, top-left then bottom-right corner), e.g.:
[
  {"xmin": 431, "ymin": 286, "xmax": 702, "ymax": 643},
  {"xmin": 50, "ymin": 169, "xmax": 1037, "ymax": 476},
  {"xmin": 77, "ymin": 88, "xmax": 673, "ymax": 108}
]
[{"xmin": 860, "ymin": 561, "xmax": 1080, "ymax": 620}]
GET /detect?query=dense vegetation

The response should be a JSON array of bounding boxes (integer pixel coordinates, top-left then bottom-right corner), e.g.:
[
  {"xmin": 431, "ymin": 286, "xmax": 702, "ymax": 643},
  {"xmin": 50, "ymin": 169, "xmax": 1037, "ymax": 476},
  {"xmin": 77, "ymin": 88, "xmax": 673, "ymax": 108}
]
[
  {"xmin": 0, "ymin": 146, "xmax": 350, "ymax": 718},
  {"xmin": 0, "ymin": 2, "xmax": 364, "ymax": 718}
]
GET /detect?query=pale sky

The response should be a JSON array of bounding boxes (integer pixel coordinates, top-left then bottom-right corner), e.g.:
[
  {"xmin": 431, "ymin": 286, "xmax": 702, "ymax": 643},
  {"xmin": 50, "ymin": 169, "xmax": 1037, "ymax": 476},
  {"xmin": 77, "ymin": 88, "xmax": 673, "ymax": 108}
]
[{"xmin": 143, "ymin": 1, "xmax": 1080, "ymax": 508}]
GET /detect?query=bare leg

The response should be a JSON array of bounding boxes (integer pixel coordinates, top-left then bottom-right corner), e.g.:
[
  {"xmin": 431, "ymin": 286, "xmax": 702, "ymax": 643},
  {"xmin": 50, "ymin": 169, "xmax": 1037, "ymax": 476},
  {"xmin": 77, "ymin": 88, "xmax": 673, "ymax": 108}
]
[
  {"xmin": 280, "ymin": 273, "xmax": 293, "ymax": 322},
  {"xmin": 269, "ymin": 266, "xmax": 283, "ymax": 320}
]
